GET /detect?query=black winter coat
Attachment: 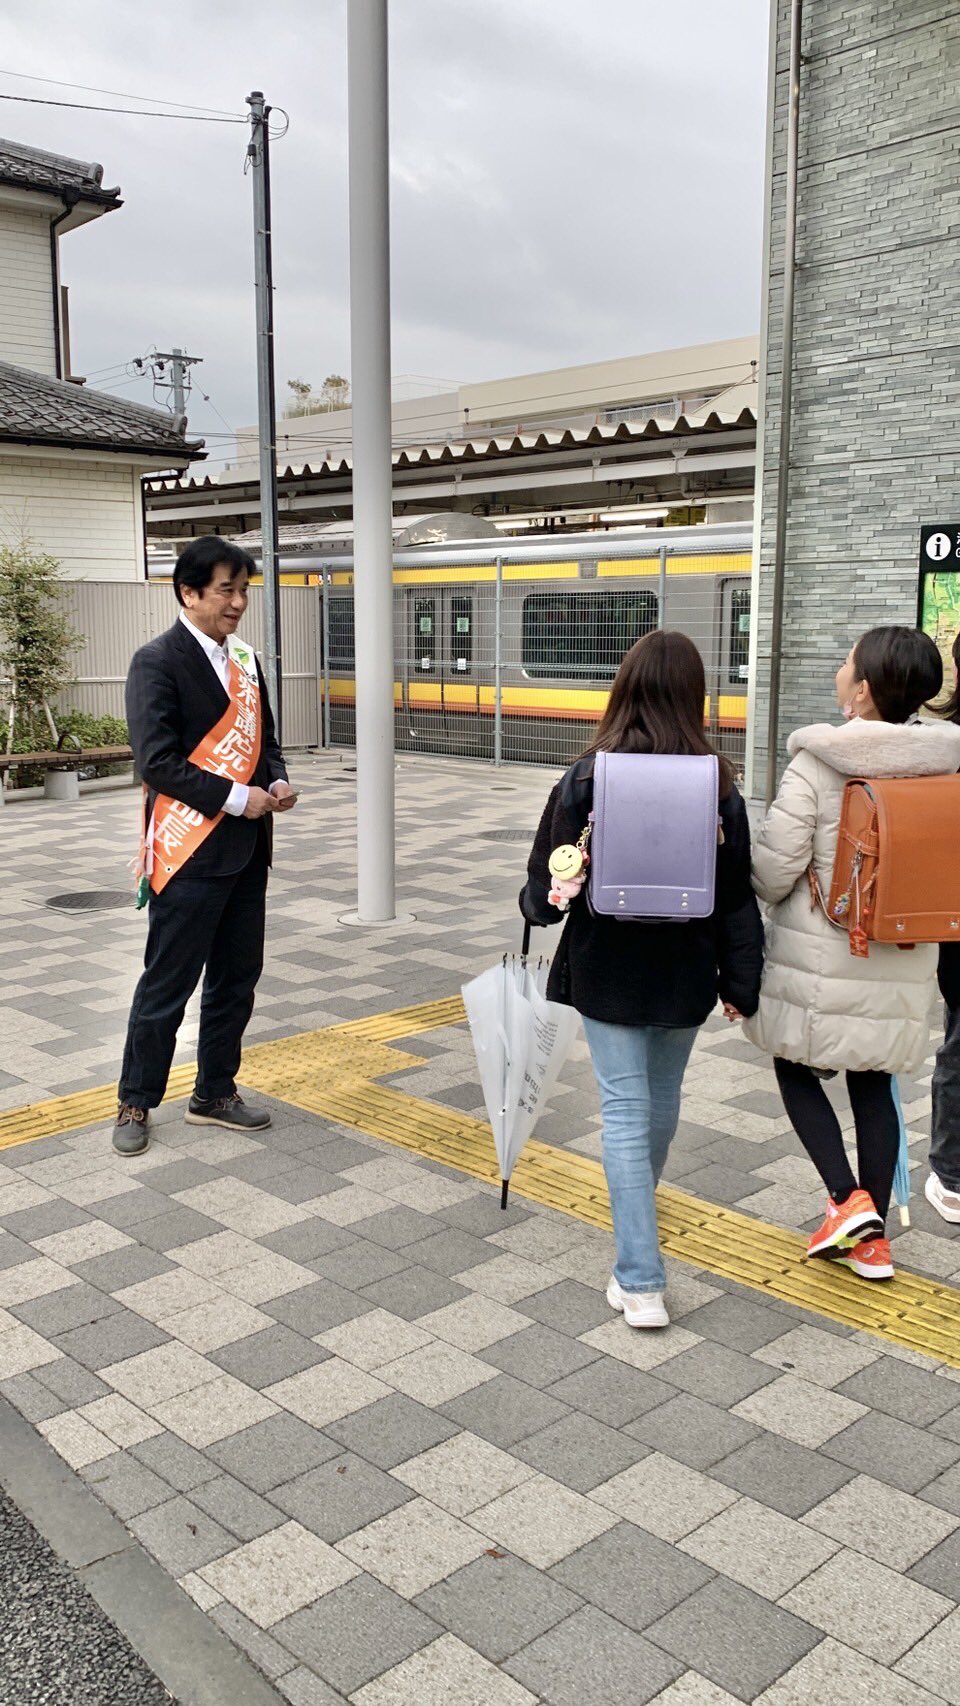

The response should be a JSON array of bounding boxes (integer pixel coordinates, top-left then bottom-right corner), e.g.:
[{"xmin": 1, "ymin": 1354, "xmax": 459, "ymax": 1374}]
[
  {"xmin": 939, "ymin": 943, "xmax": 960, "ymax": 1012},
  {"xmin": 520, "ymin": 756, "xmax": 764, "ymax": 1028}
]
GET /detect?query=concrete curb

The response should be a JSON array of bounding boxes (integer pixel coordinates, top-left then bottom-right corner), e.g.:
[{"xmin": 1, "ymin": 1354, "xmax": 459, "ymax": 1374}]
[{"xmin": 0, "ymin": 1395, "xmax": 297, "ymax": 1706}]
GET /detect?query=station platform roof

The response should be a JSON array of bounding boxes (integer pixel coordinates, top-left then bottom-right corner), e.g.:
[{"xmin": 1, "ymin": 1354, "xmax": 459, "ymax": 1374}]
[{"xmin": 144, "ymin": 390, "xmax": 757, "ymax": 538}]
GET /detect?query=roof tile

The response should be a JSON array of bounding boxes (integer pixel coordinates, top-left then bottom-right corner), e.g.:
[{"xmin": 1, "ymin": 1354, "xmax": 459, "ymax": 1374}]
[{"xmin": 0, "ymin": 361, "xmax": 203, "ymax": 460}]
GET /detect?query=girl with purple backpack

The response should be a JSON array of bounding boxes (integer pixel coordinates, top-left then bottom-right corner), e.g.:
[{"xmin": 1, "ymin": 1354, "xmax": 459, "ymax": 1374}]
[{"xmin": 521, "ymin": 631, "xmax": 763, "ymax": 1329}]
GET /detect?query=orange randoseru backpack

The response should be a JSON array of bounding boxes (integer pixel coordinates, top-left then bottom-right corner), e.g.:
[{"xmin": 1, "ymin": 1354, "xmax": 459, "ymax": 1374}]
[{"xmin": 809, "ymin": 775, "xmax": 960, "ymax": 958}]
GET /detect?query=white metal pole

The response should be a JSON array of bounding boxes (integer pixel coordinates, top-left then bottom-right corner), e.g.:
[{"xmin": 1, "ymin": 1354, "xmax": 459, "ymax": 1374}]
[{"xmin": 348, "ymin": 0, "xmax": 396, "ymax": 922}]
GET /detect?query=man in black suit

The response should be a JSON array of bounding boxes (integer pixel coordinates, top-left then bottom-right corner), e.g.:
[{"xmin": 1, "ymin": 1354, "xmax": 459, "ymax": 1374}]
[{"xmin": 114, "ymin": 537, "xmax": 295, "ymax": 1156}]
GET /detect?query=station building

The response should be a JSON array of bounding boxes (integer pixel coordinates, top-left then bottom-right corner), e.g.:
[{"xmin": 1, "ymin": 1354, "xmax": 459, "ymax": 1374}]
[
  {"xmin": 747, "ymin": 1, "xmax": 960, "ymax": 796},
  {"xmin": 145, "ymin": 338, "xmax": 759, "ymax": 545}
]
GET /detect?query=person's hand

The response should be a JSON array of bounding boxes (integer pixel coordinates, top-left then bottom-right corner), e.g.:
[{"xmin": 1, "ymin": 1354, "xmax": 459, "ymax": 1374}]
[
  {"xmin": 270, "ymin": 780, "xmax": 298, "ymax": 812},
  {"xmin": 549, "ymin": 875, "xmax": 585, "ymax": 910},
  {"xmin": 722, "ymin": 1002, "xmax": 744, "ymax": 1023},
  {"xmin": 243, "ymin": 786, "xmax": 279, "ymax": 819}
]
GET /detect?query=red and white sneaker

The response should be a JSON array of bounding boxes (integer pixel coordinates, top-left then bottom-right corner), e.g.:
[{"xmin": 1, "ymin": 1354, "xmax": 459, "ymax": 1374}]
[
  {"xmin": 829, "ymin": 1237, "xmax": 895, "ymax": 1281},
  {"xmin": 806, "ymin": 1189, "xmax": 884, "ymax": 1259}
]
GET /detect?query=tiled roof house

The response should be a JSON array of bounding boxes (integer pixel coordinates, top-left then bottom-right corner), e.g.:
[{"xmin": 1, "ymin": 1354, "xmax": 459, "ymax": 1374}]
[{"xmin": 0, "ymin": 137, "xmax": 202, "ymax": 579}]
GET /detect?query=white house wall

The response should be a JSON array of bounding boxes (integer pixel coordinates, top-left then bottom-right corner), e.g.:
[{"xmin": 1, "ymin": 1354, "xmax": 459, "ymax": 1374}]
[
  {"xmin": 0, "ymin": 453, "xmax": 144, "ymax": 580},
  {"xmin": 0, "ymin": 204, "xmax": 57, "ymax": 375}
]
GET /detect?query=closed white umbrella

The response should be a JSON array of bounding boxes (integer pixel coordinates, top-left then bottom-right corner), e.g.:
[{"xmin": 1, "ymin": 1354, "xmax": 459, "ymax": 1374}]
[{"xmin": 462, "ymin": 924, "xmax": 579, "ymax": 1207}]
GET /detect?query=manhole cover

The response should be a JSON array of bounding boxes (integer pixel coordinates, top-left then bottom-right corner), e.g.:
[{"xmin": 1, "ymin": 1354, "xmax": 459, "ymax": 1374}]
[
  {"xmin": 478, "ymin": 829, "xmax": 536, "ymax": 842},
  {"xmin": 45, "ymin": 890, "xmax": 129, "ymax": 913}
]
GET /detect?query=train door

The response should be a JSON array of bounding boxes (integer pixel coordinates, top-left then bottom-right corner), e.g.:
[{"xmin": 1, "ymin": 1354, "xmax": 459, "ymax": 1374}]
[
  {"xmin": 398, "ymin": 584, "xmax": 492, "ymax": 758},
  {"xmin": 323, "ymin": 583, "xmax": 357, "ymax": 748},
  {"xmin": 717, "ymin": 577, "xmax": 751, "ymax": 778}
]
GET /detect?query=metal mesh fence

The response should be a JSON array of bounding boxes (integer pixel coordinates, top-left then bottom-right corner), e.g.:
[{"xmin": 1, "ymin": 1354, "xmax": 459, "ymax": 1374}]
[
  {"xmin": 34, "ymin": 537, "xmax": 751, "ymax": 784},
  {"xmin": 321, "ymin": 544, "xmax": 751, "ymax": 782}
]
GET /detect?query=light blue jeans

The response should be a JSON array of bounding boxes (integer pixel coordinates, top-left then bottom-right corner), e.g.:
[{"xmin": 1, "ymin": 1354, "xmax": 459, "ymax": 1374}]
[{"xmin": 582, "ymin": 1016, "xmax": 699, "ymax": 1293}]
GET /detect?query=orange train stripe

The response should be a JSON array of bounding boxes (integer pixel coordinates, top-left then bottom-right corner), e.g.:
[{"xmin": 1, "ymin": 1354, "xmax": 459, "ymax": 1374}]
[{"xmin": 327, "ymin": 692, "xmax": 747, "ymax": 729}]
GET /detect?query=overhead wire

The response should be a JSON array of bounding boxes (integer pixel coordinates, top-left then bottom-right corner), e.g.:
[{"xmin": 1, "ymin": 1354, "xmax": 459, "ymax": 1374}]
[
  {"xmin": 0, "ymin": 68, "xmax": 243, "ymax": 116},
  {"xmin": 0, "ymin": 91, "xmax": 246, "ymax": 122}
]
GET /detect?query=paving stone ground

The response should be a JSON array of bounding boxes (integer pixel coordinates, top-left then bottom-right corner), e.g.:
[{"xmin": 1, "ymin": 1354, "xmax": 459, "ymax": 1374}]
[
  {"xmin": 0, "ymin": 1486, "xmax": 176, "ymax": 1706},
  {"xmin": 0, "ymin": 752, "xmax": 958, "ymax": 1705}
]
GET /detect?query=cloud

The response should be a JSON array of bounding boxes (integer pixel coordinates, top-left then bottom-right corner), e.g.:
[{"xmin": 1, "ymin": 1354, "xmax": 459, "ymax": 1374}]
[{"xmin": 2, "ymin": 0, "xmax": 768, "ymax": 460}]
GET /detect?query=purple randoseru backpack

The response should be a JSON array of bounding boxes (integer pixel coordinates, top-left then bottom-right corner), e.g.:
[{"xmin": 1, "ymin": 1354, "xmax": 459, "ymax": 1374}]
[{"xmin": 589, "ymin": 751, "xmax": 720, "ymax": 921}]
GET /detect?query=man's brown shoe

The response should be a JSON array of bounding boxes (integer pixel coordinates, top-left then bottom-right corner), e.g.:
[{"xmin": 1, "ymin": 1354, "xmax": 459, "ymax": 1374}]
[{"xmin": 113, "ymin": 1103, "xmax": 149, "ymax": 1156}]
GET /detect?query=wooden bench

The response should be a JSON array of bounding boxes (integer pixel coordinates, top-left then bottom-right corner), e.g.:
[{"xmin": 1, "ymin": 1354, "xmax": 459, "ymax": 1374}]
[
  {"xmin": 0, "ymin": 742, "xmax": 134, "ymax": 801},
  {"xmin": 0, "ymin": 744, "xmax": 133, "ymax": 774}
]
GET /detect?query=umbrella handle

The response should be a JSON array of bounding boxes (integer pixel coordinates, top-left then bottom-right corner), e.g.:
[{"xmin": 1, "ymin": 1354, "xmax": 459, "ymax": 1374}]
[{"xmin": 521, "ymin": 921, "xmax": 531, "ymax": 960}]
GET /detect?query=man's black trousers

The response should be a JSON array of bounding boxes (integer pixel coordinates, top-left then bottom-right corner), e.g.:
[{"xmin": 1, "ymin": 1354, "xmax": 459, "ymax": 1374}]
[{"xmin": 119, "ymin": 843, "xmax": 268, "ymax": 1111}]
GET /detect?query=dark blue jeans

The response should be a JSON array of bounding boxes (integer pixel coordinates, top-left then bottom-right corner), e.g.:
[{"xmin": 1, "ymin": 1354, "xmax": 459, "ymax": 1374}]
[
  {"xmin": 119, "ymin": 844, "xmax": 267, "ymax": 1110},
  {"xmin": 932, "ymin": 1003, "xmax": 960, "ymax": 1192}
]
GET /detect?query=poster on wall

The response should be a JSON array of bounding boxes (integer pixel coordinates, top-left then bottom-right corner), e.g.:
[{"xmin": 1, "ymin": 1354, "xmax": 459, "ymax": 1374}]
[{"xmin": 918, "ymin": 525, "xmax": 960, "ymax": 710}]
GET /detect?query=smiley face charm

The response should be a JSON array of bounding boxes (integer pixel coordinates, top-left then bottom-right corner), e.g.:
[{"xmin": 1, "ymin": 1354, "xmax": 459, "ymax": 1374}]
[{"xmin": 548, "ymin": 844, "xmax": 585, "ymax": 881}]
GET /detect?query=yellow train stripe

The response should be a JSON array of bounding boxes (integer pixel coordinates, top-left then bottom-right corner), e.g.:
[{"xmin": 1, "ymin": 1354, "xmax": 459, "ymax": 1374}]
[
  {"xmin": 329, "ymin": 554, "xmax": 752, "ymax": 588},
  {"xmin": 599, "ymin": 553, "xmax": 752, "ymax": 578},
  {"xmin": 1, "ymin": 998, "xmax": 956, "ymax": 1369},
  {"xmin": 326, "ymin": 680, "xmax": 749, "ymax": 725}
]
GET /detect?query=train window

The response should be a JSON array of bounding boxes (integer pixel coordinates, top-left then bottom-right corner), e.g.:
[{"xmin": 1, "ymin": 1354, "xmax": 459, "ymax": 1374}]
[
  {"xmin": 522, "ymin": 590, "xmax": 658, "ymax": 679},
  {"xmin": 328, "ymin": 595, "xmax": 355, "ymax": 663},
  {"xmin": 728, "ymin": 587, "xmax": 751, "ymax": 686},
  {"xmin": 415, "ymin": 597, "xmax": 436, "ymax": 671},
  {"xmin": 450, "ymin": 596, "xmax": 473, "ymax": 673}
]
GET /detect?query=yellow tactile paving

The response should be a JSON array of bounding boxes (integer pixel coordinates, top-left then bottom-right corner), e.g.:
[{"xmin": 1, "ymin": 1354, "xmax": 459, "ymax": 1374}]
[{"xmin": 1, "ymin": 998, "xmax": 957, "ymax": 1369}]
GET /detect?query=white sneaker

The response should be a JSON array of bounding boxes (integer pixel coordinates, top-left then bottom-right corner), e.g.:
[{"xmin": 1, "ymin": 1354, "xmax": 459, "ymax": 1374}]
[
  {"xmin": 925, "ymin": 1172, "xmax": 960, "ymax": 1225},
  {"xmin": 606, "ymin": 1275, "xmax": 669, "ymax": 1330}
]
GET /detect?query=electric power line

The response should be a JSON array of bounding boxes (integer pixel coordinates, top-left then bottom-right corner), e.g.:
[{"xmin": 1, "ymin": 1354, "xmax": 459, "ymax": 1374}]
[
  {"xmin": 0, "ymin": 90, "xmax": 246, "ymax": 122},
  {"xmin": 0, "ymin": 67, "xmax": 246, "ymax": 117},
  {"xmin": 197, "ymin": 389, "xmax": 237, "ymax": 434}
]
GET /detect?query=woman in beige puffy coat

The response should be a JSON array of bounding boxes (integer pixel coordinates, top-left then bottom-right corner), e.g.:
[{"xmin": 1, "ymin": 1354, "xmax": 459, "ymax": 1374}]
[{"xmin": 745, "ymin": 626, "xmax": 960, "ymax": 1281}]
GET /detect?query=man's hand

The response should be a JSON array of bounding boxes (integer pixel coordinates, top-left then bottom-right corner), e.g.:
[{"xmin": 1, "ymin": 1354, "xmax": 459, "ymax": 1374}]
[
  {"xmin": 722, "ymin": 1002, "xmax": 744, "ymax": 1023},
  {"xmin": 243, "ymin": 786, "xmax": 279, "ymax": 819},
  {"xmin": 270, "ymin": 781, "xmax": 297, "ymax": 813}
]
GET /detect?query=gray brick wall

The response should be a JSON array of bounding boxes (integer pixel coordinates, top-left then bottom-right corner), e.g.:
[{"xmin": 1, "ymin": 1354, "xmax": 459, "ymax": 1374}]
[{"xmin": 748, "ymin": 2, "xmax": 960, "ymax": 794}]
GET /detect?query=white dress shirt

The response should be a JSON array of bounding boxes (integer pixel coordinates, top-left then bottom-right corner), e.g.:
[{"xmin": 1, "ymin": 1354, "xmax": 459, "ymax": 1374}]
[{"xmin": 178, "ymin": 609, "xmax": 278, "ymax": 817}]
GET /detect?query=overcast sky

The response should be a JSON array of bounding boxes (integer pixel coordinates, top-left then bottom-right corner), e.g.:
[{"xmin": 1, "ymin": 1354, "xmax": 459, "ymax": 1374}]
[{"xmin": 3, "ymin": 1, "xmax": 769, "ymax": 464}]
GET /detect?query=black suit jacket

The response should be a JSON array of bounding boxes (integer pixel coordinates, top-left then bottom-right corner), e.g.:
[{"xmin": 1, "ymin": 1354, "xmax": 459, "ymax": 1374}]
[{"xmin": 126, "ymin": 619, "xmax": 288, "ymax": 878}]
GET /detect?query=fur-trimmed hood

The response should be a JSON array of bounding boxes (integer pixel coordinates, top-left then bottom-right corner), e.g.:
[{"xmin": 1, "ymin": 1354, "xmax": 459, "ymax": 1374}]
[{"xmin": 787, "ymin": 718, "xmax": 960, "ymax": 779}]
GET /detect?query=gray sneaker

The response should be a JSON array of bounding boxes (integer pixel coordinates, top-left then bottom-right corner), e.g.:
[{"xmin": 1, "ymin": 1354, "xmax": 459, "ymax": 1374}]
[
  {"xmin": 113, "ymin": 1103, "xmax": 149, "ymax": 1156},
  {"xmin": 184, "ymin": 1092, "xmax": 271, "ymax": 1131}
]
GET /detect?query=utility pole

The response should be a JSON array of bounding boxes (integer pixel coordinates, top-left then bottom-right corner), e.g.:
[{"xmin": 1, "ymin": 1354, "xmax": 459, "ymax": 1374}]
[
  {"xmin": 246, "ymin": 90, "xmax": 282, "ymax": 738},
  {"xmin": 146, "ymin": 349, "xmax": 202, "ymax": 431},
  {"xmin": 348, "ymin": 0, "xmax": 397, "ymax": 922}
]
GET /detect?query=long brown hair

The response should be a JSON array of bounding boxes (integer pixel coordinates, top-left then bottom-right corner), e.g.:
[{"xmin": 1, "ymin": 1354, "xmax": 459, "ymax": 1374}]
[{"xmin": 584, "ymin": 629, "xmax": 734, "ymax": 796}]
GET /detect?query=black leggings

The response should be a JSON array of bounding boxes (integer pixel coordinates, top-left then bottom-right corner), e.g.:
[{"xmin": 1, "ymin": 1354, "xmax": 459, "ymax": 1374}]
[{"xmin": 773, "ymin": 1058, "xmax": 901, "ymax": 1225}]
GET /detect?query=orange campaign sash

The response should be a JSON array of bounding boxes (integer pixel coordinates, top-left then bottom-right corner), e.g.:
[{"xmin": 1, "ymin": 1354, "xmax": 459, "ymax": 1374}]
[{"xmin": 135, "ymin": 636, "xmax": 262, "ymax": 903}]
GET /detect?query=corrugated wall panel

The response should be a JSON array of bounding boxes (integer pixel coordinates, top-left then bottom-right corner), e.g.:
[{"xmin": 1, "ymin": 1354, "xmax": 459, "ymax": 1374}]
[{"xmin": 43, "ymin": 582, "xmax": 320, "ymax": 748}]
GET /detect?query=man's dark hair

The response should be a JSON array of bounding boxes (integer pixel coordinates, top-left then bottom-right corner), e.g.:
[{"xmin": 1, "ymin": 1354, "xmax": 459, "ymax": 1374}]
[
  {"xmin": 173, "ymin": 537, "xmax": 256, "ymax": 607},
  {"xmin": 853, "ymin": 625, "xmax": 943, "ymax": 724}
]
